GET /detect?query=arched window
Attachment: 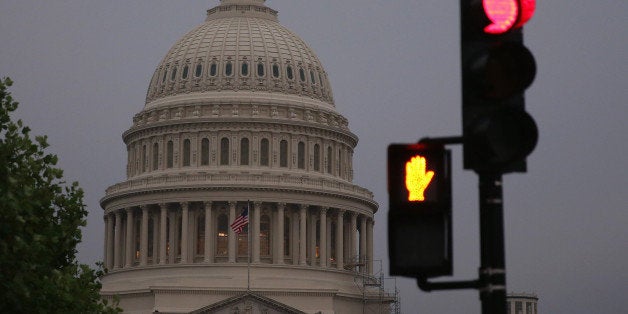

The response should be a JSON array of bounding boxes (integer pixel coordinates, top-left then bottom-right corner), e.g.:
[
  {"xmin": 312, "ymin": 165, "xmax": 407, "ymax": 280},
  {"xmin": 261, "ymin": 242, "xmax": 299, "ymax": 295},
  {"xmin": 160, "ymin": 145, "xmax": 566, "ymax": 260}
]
[
  {"xmin": 241, "ymin": 62, "xmax": 249, "ymax": 76},
  {"xmin": 196, "ymin": 213, "xmax": 205, "ymax": 256},
  {"xmin": 216, "ymin": 214, "xmax": 228, "ymax": 256},
  {"xmin": 225, "ymin": 61, "xmax": 233, "ymax": 77},
  {"xmin": 210, "ymin": 62, "xmax": 217, "ymax": 77},
  {"xmin": 240, "ymin": 138, "xmax": 249, "ymax": 165},
  {"xmin": 182, "ymin": 65, "xmax": 189, "ymax": 79},
  {"xmin": 141, "ymin": 145, "xmax": 147, "ymax": 173},
  {"xmin": 260, "ymin": 138, "xmax": 270, "ymax": 166},
  {"xmin": 201, "ymin": 138, "xmax": 210, "ymax": 166},
  {"xmin": 152, "ymin": 142, "xmax": 159, "ymax": 170},
  {"xmin": 260, "ymin": 215, "xmax": 270, "ymax": 257},
  {"xmin": 314, "ymin": 144, "xmax": 320, "ymax": 171},
  {"xmin": 167, "ymin": 141, "xmax": 174, "ymax": 168},
  {"xmin": 220, "ymin": 137, "xmax": 229, "ymax": 165},
  {"xmin": 183, "ymin": 139, "xmax": 191, "ymax": 167},
  {"xmin": 279, "ymin": 140, "xmax": 288, "ymax": 168},
  {"xmin": 338, "ymin": 149, "xmax": 343, "ymax": 177},
  {"xmin": 170, "ymin": 67, "xmax": 177, "ymax": 81},
  {"xmin": 297, "ymin": 141, "xmax": 305, "ymax": 169},
  {"xmin": 284, "ymin": 216, "xmax": 291, "ymax": 257},
  {"xmin": 286, "ymin": 65, "xmax": 294, "ymax": 80},
  {"xmin": 162, "ymin": 68, "xmax": 168, "ymax": 83},
  {"xmin": 257, "ymin": 62, "xmax": 265, "ymax": 77},
  {"xmin": 195, "ymin": 64, "xmax": 203, "ymax": 77},
  {"xmin": 272, "ymin": 64, "xmax": 280, "ymax": 78},
  {"xmin": 299, "ymin": 68, "xmax": 306, "ymax": 82},
  {"xmin": 326, "ymin": 146, "xmax": 332, "ymax": 174},
  {"xmin": 310, "ymin": 70, "xmax": 316, "ymax": 84}
]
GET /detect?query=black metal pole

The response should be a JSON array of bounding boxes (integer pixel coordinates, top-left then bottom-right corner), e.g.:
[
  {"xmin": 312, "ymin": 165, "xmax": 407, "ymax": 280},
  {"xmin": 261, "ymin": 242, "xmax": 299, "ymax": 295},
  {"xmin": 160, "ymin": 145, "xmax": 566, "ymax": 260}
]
[{"xmin": 478, "ymin": 173, "xmax": 507, "ymax": 314}]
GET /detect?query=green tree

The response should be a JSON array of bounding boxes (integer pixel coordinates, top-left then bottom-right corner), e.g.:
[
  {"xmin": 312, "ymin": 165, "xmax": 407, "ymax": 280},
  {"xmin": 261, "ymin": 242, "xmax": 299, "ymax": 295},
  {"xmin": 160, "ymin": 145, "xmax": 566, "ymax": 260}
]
[{"xmin": 0, "ymin": 78, "xmax": 120, "ymax": 313}]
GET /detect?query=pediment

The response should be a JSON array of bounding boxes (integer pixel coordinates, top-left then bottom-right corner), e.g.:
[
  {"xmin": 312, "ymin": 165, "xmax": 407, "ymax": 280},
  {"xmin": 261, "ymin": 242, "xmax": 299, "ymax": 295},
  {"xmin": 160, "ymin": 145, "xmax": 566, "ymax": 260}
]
[{"xmin": 190, "ymin": 292, "xmax": 306, "ymax": 314}]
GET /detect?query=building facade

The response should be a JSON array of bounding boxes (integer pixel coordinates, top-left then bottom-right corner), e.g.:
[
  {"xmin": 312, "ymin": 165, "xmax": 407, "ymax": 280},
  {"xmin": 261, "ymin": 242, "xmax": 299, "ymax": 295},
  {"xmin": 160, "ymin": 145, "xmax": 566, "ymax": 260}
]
[{"xmin": 100, "ymin": 1, "xmax": 393, "ymax": 313}]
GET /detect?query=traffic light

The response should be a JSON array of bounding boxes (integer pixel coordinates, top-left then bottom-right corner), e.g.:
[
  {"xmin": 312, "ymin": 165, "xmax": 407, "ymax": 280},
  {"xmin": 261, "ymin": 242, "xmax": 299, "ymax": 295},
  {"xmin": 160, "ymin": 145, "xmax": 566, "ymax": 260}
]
[
  {"xmin": 461, "ymin": 0, "xmax": 538, "ymax": 173},
  {"xmin": 388, "ymin": 143, "xmax": 452, "ymax": 278}
]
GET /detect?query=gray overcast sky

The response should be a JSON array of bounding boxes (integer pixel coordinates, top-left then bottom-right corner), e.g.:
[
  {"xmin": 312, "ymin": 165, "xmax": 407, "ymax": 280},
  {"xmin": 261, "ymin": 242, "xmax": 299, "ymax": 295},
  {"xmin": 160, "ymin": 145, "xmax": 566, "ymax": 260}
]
[{"xmin": 1, "ymin": 1, "xmax": 626, "ymax": 313}]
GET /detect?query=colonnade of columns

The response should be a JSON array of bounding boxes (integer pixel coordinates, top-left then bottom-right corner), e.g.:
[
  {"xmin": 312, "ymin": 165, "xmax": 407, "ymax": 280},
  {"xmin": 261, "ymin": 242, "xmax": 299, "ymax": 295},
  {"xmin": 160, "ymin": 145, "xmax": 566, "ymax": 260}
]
[{"xmin": 103, "ymin": 201, "xmax": 375, "ymax": 274}]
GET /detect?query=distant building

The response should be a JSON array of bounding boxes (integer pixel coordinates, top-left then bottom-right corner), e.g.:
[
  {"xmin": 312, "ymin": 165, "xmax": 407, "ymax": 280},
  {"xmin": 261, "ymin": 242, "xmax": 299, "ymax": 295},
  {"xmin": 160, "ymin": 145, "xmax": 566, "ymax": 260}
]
[
  {"xmin": 99, "ymin": 0, "xmax": 395, "ymax": 313},
  {"xmin": 507, "ymin": 293, "xmax": 539, "ymax": 314}
]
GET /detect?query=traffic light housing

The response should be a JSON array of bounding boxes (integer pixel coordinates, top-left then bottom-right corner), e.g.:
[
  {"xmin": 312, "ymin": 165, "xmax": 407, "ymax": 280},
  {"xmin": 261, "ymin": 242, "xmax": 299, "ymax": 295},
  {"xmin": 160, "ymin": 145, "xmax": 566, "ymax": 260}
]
[
  {"xmin": 388, "ymin": 143, "xmax": 452, "ymax": 278},
  {"xmin": 461, "ymin": 0, "xmax": 538, "ymax": 173}
]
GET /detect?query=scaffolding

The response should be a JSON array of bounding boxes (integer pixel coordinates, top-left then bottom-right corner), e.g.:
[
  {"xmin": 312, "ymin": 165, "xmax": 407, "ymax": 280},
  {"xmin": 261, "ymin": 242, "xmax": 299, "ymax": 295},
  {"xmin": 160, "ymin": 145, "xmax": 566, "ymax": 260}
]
[{"xmin": 349, "ymin": 257, "xmax": 401, "ymax": 314}]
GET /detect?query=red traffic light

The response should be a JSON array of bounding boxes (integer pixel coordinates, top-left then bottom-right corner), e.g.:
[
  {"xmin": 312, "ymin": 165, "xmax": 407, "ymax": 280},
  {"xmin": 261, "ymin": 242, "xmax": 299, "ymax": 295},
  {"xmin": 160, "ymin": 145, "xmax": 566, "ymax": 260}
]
[{"xmin": 483, "ymin": 0, "xmax": 536, "ymax": 34}]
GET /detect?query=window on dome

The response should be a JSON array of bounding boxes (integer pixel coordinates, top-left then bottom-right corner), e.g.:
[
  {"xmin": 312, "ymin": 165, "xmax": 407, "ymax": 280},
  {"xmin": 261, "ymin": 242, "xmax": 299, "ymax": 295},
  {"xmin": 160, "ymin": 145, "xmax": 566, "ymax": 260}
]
[
  {"xmin": 240, "ymin": 138, "xmax": 249, "ymax": 165},
  {"xmin": 201, "ymin": 138, "xmax": 210, "ymax": 166},
  {"xmin": 260, "ymin": 138, "xmax": 269, "ymax": 166},
  {"xmin": 338, "ymin": 149, "xmax": 343, "ymax": 177},
  {"xmin": 241, "ymin": 62, "xmax": 249, "ymax": 76},
  {"xmin": 148, "ymin": 217, "xmax": 154, "ymax": 259},
  {"xmin": 298, "ymin": 141, "xmax": 305, "ymax": 169},
  {"xmin": 183, "ymin": 139, "xmax": 191, "ymax": 167},
  {"xmin": 170, "ymin": 67, "xmax": 177, "ymax": 81},
  {"xmin": 152, "ymin": 142, "xmax": 159, "ymax": 170},
  {"xmin": 141, "ymin": 145, "xmax": 147, "ymax": 173},
  {"xmin": 195, "ymin": 64, "xmax": 203, "ymax": 78},
  {"xmin": 299, "ymin": 68, "xmax": 306, "ymax": 82},
  {"xmin": 310, "ymin": 70, "xmax": 316, "ymax": 84},
  {"xmin": 286, "ymin": 65, "xmax": 294, "ymax": 80},
  {"xmin": 319, "ymin": 73, "xmax": 324, "ymax": 88},
  {"xmin": 314, "ymin": 144, "xmax": 320, "ymax": 171},
  {"xmin": 260, "ymin": 215, "xmax": 270, "ymax": 256},
  {"xmin": 210, "ymin": 62, "xmax": 217, "ymax": 77},
  {"xmin": 237, "ymin": 208, "xmax": 248, "ymax": 256},
  {"xmin": 225, "ymin": 61, "xmax": 233, "ymax": 77},
  {"xmin": 272, "ymin": 64, "xmax": 280, "ymax": 78},
  {"xmin": 216, "ymin": 214, "xmax": 228, "ymax": 256},
  {"xmin": 327, "ymin": 146, "xmax": 332, "ymax": 174},
  {"xmin": 167, "ymin": 141, "xmax": 174, "ymax": 168},
  {"xmin": 330, "ymin": 221, "xmax": 336, "ymax": 260},
  {"xmin": 220, "ymin": 137, "xmax": 230, "ymax": 165},
  {"xmin": 162, "ymin": 68, "xmax": 168, "ymax": 83},
  {"xmin": 279, "ymin": 140, "xmax": 288, "ymax": 167},
  {"xmin": 182, "ymin": 65, "xmax": 189, "ymax": 79},
  {"xmin": 257, "ymin": 62, "xmax": 265, "ymax": 77}
]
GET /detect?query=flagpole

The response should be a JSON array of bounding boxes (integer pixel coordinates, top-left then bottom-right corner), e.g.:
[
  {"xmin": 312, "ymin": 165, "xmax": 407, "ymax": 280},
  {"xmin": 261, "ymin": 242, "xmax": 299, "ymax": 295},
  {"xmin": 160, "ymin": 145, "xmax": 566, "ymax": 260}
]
[{"xmin": 247, "ymin": 200, "xmax": 251, "ymax": 292}]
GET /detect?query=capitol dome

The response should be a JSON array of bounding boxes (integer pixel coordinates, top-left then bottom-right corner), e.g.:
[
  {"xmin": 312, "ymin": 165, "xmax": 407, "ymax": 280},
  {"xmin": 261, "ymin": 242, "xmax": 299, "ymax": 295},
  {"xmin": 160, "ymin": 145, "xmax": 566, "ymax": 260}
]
[{"xmin": 100, "ymin": 1, "xmax": 394, "ymax": 313}]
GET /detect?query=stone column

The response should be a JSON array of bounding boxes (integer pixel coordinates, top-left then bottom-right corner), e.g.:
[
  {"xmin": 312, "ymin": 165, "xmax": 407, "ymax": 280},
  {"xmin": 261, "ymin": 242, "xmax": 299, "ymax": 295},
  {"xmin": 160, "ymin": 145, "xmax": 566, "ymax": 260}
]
[
  {"xmin": 367, "ymin": 218, "xmax": 374, "ymax": 274},
  {"xmin": 308, "ymin": 211, "xmax": 317, "ymax": 265},
  {"xmin": 228, "ymin": 201, "xmax": 236, "ymax": 263},
  {"xmin": 350, "ymin": 212, "xmax": 358, "ymax": 266},
  {"xmin": 140, "ymin": 205, "xmax": 149, "ymax": 266},
  {"xmin": 105, "ymin": 214, "xmax": 114, "ymax": 270},
  {"xmin": 275, "ymin": 203, "xmax": 285, "ymax": 264},
  {"xmin": 152, "ymin": 212, "xmax": 159, "ymax": 264},
  {"xmin": 319, "ymin": 207, "xmax": 328, "ymax": 268},
  {"xmin": 252, "ymin": 202, "xmax": 261, "ymax": 263},
  {"xmin": 159, "ymin": 203, "xmax": 167, "ymax": 265},
  {"xmin": 204, "ymin": 201, "xmax": 213, "ymax": 263},
  {"xmin": 336, "ymin": 209, "xmax": 345, "ymax": 270},
  {"xmin": 299, "ymin": 204, "xmax": 307, "ymax": 265},
  {"xmin": 180, "ymin": 202, "xmax": 189, "ymax": 263},
  {"xmin": 360, "ymin": 215, "xmax": 367, "ymax": 273},
  {"xmin": 168, "ymin": 211, "xmax": 176, "ymax": 264},
  {"xmin": 114, "ymin": 210, "xmax": 122, "ymax": 269},
  {"xmin": 125, "ymin": 208, "xmax": 134, "ymax": 268}
]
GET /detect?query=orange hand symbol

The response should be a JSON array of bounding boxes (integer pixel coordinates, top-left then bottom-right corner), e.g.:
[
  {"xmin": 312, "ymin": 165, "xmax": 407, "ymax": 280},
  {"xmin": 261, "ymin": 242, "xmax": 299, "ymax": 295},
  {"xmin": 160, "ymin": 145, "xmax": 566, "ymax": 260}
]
[{"xmin": 405, "ymin": 156, "xmax": 435, "ymax": 201}]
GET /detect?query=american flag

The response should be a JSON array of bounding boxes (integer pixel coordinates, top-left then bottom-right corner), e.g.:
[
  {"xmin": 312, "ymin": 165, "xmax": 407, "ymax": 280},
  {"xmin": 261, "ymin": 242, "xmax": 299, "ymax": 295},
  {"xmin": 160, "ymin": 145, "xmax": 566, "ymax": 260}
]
[{"xmin": 230, "ymin": 207, "xmax": 249, "ymax": 234}]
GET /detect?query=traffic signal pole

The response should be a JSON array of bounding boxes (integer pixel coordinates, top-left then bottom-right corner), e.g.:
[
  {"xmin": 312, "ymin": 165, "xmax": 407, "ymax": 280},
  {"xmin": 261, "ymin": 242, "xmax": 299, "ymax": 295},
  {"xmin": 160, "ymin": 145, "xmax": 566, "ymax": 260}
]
[{"xmin": 478, "ymin": 173, "xmax": 506, "ymax": 314}]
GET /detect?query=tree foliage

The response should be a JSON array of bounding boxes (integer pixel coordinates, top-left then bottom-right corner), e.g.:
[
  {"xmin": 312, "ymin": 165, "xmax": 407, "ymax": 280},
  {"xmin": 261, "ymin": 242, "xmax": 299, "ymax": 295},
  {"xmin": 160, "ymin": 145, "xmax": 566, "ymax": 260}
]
[{"xmin": 0, "ymin": 78, "xmax": 120, "ymax": 313}]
